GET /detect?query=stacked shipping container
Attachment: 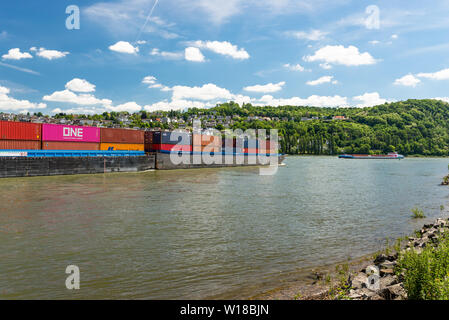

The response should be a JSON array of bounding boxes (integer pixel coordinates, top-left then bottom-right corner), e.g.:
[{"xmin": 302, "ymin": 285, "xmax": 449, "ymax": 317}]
[
  {"xmin": 100, "ymin": 128, "xmax": 144, "ymax": 151},
  {"xmin": 42, "ymin": 124, "xmax": 100, "ymax": 150},
  {"xmin": 0, "ymin": 121, "xmax": 42, "ymax": 149},
  {"xmin": 193, "ymin": 133, "xmax": 221, "ymax": 153},
  {"xmin": 146, "ymin": 131, "xmax": 192, "ymax": 152},
  {"xmin": 0, "ymin": 121, "xmax": 278, "ymax": 156}
]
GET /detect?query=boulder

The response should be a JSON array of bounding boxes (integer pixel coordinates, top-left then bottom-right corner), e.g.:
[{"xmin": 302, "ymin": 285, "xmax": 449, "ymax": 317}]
[
  {"xmin": 350, "ymin": 273, "xmax": 368, "ymax": 290},
  {"xmin": 380, "ymin": 275, "xmax": 398, "ymax": 288}
]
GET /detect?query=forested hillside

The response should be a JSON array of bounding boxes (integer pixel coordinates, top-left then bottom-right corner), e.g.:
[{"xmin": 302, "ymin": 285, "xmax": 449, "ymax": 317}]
[{"xmin": 209, "ymin": 99, "xmax": 449, "ymax": 156}]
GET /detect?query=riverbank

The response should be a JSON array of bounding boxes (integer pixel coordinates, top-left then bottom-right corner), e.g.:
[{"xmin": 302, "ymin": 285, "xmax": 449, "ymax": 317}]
[{"xmin": 254, "ymin": 217, "xmax": 449, "ymax": 300}]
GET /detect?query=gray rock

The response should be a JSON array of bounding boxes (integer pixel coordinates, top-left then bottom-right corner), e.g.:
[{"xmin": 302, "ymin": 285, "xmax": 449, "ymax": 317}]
[
  {"xmin": 380, "ymin": 275, "xmax": 398, "ymax": 288},
  {"xmin": 374, "ymin": 253, "xmax": 388, "ymax": 264},
  {"xmin": 387, "ymin": 283, "xmax": 407, "ymax": 299},
  {"xmin": 350, "ymin": 273, "xmax": 368, "ymax": 289}
]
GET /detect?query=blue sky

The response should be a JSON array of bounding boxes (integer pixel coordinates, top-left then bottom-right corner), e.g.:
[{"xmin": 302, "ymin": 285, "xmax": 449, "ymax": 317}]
[{"xmin": 1, "ymin": 0, "xmax": 449, "ymax": 114}]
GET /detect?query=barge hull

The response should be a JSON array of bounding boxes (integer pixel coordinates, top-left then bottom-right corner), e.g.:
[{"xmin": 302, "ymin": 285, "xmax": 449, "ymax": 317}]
[{"xmin": 0, "ymin": 155, "xmax": 155, "ymax": 178}]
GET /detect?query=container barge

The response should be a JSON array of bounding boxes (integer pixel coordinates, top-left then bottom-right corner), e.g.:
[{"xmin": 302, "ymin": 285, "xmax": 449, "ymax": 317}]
[
  {"xmin": 338, "ymin": 152, "xmax": 404, "ymax": 159},
  {"xmin": 0, "ymin": 121, "xmax": 284, "ymax": 178}
]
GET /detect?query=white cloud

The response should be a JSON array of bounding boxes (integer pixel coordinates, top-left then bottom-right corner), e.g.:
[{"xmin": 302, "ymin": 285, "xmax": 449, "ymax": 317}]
[
  {"xmin": 287, "ymin": 29, "xmax": 328, "ymax": 41},
  {"xmin": 306, "ymin": 76, "xmax": 336, "ymax": 86},
  {"xmin": 172, "ymin": 83, "xmax": 233, "ymax": 101},
  {"xmin": 2, "ymin": 48, "xmax": 33, "ymax": 60},
  {"xmin": 394, "ymin": 74, "xmax": 421, "ymax": 87},
  {"xmin": 36, "ymin": 48, "xmax": 69, "ymax": 60},
  {"xmin": 0, "ymin": 85, "xmax": 46, "ymax": 111},
  {"xmin": 353, "ymin": 92, "xmax": 390, "ymax": 108},
  {"xmin": 43, "ymin": 90, "xmax": 112, "ymax": 106},
  {"xmin": 142, "ymin": 75, "xmax": 171, "ymax": 91},
  {"xmin": 391, "ymin": 34, "xmax": 399, "ymax": 39},
  {"xmin": 144, "ymin": 99, "xmax": 215, "ymax": 112},
  {"xmin": 136, "ymin": 40, "xmax": 147, "ymax": 44},
  {"xmin": 284, "ymin": 63, "xmax": 305, "ymax": 71},
  {"xmin": 190, "ymin": 40, "xmax": 250, "ymax": 60},
  {"xmin": 369, "ymin": 40, "xmax": 380, "ymax": 45},
  {"xmin": 243, "ymin": 81, "xmax": 285, "ymax": 93},
  {"xmin": 255, "ymin": 94, "xmax": 348, "ymax": 108},
  {"xmin": 417, "ymin": 68, "xmax": 449, "ymax": 80},
  {"xmin": 150, "ymin": 48, "xmax": 183, "ymax": 60},
  {"xmin": 185, "ymin": 47, "xmax": 205, "ymax": 62},
  {"xmin": 108, "ymin": 101, "xmax": 142, "ymax": 112},
  {"xmin": 142, "ymin": 76, "xmax": 157, "ymax": 85},
  {"xmin": 65, "ymin": 78, "xmax": 96, "ymax": 93},
  {"xmin": 304, "ymin": 45, "xmax": 377, "ymax": 66},
  {"xmin": 109, "ymin": 41, "xmax": 139, "ymax": 54}
]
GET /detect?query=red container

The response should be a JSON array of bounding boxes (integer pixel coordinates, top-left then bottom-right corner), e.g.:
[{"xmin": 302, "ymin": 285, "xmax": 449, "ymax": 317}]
[
  {"xmin": 243, "ymin": 148, "xmax": 258, "ymax": 154},
  {"xmin": 152, "ymin": 144, "xmax": 192, "ymax": 152},
  {"xmin": 0, "ymin": 121, "xmax": 42, "ymax": 141},
  {"xmin": 101, "ymin": 128, "xmax": 144, "ymax": 144},
  {"xmin": 42, "ymin": 141, "xmax": 100, "ymax": 150},
  {"xmin": 0, "ymin": 140, "xmax": 41, "ymax": 150}
]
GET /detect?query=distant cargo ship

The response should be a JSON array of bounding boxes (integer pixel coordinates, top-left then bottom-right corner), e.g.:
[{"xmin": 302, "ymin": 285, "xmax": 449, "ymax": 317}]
[{"xmin": 338, "ymin": 152, "xmax": 404, "ymax": 159}]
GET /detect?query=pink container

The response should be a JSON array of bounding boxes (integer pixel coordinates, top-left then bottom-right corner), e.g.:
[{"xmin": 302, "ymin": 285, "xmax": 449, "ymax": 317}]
[{"xmin": 42, "ymin": 124, "xmax": 100, "ymax": 143}]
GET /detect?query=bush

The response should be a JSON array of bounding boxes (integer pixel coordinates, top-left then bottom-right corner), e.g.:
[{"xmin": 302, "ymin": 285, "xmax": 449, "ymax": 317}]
[{"xmin": 397, "ymin": 233, "xmax": 449, "ymax": 299}]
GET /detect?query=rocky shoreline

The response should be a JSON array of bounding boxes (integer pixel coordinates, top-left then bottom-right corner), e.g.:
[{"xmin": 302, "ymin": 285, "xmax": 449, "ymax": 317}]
[{"xmin": 327, "ymin": 217, "xmax": 449, "ymax": 300}]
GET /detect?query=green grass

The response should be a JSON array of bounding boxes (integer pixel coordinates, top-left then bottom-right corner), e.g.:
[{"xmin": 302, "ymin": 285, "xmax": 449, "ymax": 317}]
[
  {"xmin": 411, "ymin": 207, "xmax": 426, "ymax": 219},
  {"xmin": 397, "ymin": 233, "xmax": 449, "ymax": 300}
]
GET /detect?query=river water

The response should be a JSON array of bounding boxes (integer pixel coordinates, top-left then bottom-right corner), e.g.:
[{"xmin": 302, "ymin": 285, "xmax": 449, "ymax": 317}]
[{"xmin": 1, "ymin": 156, "xmax": 449, "ymax": 299}]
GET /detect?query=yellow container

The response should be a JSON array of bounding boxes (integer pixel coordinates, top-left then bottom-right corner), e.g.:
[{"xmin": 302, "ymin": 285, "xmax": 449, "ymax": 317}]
[{"xmin": 100, "ymin": 143, "xmax": 145, "ymax": 151}]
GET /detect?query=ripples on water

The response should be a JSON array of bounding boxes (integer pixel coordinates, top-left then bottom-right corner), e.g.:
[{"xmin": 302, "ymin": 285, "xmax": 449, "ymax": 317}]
[{"xmin": 0, "ymin": 157, "xmax": 448, "ymax": 299}]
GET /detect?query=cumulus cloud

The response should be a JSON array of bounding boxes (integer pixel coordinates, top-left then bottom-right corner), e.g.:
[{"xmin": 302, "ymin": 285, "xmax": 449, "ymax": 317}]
[
  {"xmin": 190, "ymin": 40, "xmax": 250, "ymax": 60},
  {"xmin": 43, "ymin": 90, "xmax": 113, "ymax": 106},
  {"xmin": 65, "ymin": 78, "xmax": 96, "ymax": 93},
  {"xmin": 287, "ymin": 29, "xmax": 328, "ymax": 41},
  {"xmin": 304, "ymin": 45, "xmax": 377, "ymax": 66},
  {"xmin": 144, "ymin": 99, "xmax": 215, "ymax": 112},
  {"xmin": 36, "ymin": 48, "xmax": 69, "ymax": 60},
  {"xmin": 2, "ymin": 48, "xmax": 33, "ymax": 60},
  {"xmin": 243, "ymin": 81, "xmax": 285, "ymax": 93},
  {"xmin": 417, "ymin": 68, "xmax": 449, "ymax": 80},
  {"xmin": 254, "ymin": 94, "xmax": 348, "ymax": 108},
  {"xmin": 172, "ymin": 83, "xmax": 233, "ymax": 100},
  {"xmin": 108, "ymin": 101, "xmax": 142, "ymax": 112},
  {"xmin": 0, "ymin": 85, "xmax": 46, "ymax": 111},
  {"xmin": 283, "ymin": 63, "xmax": 305, "ymax": 71},
  {"xmin": 306, "ymin": 76, "xmax": 337, "ymax": 86},
  {"xmin": 109, "ymin": 41, "xmax": 139, "ymax": 54},
  {"xmin": 394, "ymin": 74, "xmax": 421, "ymax": 87},
  {"xmin": 185, "ymin": 47, "xmax": 205, "ymax": 62},
  {"xmin": 353, "ymin": 92, "xmax": 390, "ymax": 108}
]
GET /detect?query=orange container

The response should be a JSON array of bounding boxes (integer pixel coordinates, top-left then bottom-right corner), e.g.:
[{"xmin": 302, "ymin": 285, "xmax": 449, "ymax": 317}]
[
  {"xmin": 193, "ymin": 134, "xmax": 221, "ymax": 147},
  {"xmin": 100, "ymin": 143, "xmax": 144, "ymax": 151},
  {"xmin": 42, "ymin": 141, "xmax": 100, "ymax": 150}
]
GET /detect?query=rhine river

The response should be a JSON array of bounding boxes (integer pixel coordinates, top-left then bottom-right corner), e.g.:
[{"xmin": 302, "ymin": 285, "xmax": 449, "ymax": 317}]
[{"xmin": 1, "ymin": 156, "xmax": 449, "ymax": 299}]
